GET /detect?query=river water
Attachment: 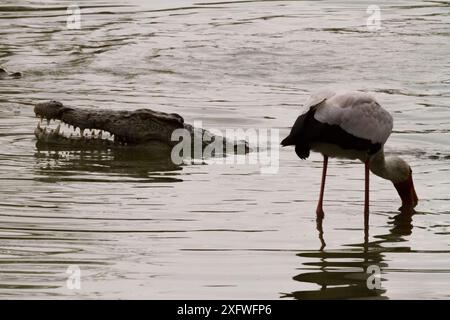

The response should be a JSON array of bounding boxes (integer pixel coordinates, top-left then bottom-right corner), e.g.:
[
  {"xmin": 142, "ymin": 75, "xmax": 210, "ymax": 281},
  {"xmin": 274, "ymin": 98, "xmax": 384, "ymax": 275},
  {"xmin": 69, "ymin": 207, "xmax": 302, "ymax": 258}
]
[{"xmin": 0, "ymin": 0, "xmax": 449, "ymax": 299}]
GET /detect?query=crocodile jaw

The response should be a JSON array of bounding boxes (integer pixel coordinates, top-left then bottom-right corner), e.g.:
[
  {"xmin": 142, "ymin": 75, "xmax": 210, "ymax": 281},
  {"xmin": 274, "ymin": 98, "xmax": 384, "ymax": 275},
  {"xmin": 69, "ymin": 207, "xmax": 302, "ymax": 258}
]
[{"xmin": 34, "ymin": 101, "xmax": 184, "ymax": 147}]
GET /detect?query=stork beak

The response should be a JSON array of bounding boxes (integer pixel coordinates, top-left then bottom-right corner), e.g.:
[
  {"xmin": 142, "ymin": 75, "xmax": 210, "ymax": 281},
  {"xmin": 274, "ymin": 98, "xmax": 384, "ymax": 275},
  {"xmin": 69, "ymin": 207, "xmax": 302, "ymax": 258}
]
[{"xmin": 393, "ymin": 173, "xmax": 418, "ymax": 209}]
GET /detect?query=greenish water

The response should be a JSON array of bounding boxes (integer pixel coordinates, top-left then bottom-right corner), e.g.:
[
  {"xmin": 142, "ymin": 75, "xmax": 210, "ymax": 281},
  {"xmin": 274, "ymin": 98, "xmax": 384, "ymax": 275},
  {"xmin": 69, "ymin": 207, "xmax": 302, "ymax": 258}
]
[{"xmin": 0, "ymin": 0, "xmax": 449, "ymax": 299}]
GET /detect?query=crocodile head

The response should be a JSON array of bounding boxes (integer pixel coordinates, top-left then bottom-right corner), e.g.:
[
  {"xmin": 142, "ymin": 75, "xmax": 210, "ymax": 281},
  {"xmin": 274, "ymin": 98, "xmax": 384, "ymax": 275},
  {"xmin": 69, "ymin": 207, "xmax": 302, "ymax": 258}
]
[{"xmin": 34, "ymin": 101, "xmax": 185, "ymax": 148}]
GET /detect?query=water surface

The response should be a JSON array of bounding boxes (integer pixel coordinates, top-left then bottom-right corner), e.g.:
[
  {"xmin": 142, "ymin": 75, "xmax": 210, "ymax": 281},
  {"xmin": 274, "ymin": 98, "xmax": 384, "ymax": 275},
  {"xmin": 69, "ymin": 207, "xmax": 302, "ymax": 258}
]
[{"xmin": 0, "ymin": 0, "xmax": 449, "ymax": 299}]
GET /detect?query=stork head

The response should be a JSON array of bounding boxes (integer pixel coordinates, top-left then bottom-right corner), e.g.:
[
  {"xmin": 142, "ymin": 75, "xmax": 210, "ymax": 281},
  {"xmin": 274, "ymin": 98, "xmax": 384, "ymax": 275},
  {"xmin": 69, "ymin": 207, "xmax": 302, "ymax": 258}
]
[
  {"xmin": 370, "ymin": 155, "xmax": 418, "ymax": 210},
  {"xmin": 393, "ymin": 169, "xmax": 418, "ymax": 210},
  {"xmin": 389, "ymin": 158, "xmax": 418, "ymax": 210}
]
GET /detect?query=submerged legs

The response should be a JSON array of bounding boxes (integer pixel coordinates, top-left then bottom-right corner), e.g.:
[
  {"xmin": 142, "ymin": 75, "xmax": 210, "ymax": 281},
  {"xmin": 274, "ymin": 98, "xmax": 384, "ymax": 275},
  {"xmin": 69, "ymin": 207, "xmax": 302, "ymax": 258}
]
[
  {"xmin": 315, "ymin": 156, "xmax": 370, "ymax": 235},
  {"xmin": 316, "ymin": 155, "xmax": 328, "ymax": 220}
]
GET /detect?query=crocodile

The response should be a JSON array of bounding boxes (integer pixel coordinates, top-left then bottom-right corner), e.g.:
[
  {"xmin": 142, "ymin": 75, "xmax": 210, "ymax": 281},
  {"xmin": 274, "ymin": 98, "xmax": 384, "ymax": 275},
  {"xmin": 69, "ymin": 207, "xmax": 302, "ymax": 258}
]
[{"xmin": 33, "ymin": 101, "xmax": 250, "ymax": 156}]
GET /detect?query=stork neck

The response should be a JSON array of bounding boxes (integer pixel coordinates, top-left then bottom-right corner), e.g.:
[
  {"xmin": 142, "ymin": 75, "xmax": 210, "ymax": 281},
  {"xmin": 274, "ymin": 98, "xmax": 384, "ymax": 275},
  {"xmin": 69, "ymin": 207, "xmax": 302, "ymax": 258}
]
[
  {"xmin": 369, "ymin": 149, "xmax": 391, "ymax": 181},
  {"xmin": 369, "ymin": 149, "xmax": 410, "ymax": 184}
]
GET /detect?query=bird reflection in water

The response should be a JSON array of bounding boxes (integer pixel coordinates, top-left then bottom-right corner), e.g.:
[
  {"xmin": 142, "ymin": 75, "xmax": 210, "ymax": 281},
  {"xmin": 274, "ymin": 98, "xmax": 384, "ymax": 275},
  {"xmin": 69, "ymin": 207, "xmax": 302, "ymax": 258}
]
[{"xmin": 283, "ymin": 209, "xmax": 415, "ymax": 299}]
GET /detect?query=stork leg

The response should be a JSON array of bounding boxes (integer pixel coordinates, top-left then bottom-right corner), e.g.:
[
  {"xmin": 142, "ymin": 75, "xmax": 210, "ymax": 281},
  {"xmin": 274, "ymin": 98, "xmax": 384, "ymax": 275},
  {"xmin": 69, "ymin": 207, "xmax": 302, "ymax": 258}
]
[
  {"xmin": 316, "ymin": 155, "xmax": 328, "ymax": 220},
  {"xmin": 364, "ymin": 159, "xmax": 370, "ymax": 227}
]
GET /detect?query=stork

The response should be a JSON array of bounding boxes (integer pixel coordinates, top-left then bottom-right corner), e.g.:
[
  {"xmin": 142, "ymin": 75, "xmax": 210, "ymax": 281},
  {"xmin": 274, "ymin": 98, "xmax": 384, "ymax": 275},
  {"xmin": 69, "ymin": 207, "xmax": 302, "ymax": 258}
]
[{"xmin": 281, "ymin": 90, "xmax": 418, "ymax": 222}]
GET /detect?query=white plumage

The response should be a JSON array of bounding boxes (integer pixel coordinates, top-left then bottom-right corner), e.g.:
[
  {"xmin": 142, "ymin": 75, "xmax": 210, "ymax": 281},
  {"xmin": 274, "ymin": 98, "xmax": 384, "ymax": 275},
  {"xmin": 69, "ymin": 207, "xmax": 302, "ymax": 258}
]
[{"xmin": 308, "ymin": 90, "xmax": 393, "ymax": 145}]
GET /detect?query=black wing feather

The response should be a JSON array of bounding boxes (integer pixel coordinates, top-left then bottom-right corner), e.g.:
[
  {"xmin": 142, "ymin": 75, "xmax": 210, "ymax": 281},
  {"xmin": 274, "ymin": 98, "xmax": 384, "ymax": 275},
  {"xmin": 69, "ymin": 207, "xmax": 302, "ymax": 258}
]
[{"xmin": 281, "ymin": 107, "xmax": 381, "ymax": 160}]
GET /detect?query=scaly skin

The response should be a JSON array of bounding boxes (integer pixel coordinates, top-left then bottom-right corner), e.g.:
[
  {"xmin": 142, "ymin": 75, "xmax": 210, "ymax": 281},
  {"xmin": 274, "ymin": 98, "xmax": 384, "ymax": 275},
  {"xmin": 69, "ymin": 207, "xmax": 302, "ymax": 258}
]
[{"xmin": 34, "ymin": 101, "xmax": 250, "ymax": 154}]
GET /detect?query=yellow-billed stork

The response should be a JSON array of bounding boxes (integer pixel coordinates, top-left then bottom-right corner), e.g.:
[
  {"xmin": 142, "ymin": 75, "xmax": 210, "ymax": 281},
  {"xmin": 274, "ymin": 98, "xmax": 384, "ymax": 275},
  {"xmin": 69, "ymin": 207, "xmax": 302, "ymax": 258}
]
[{"xmin": 281, "ymin": 90, "xmax": 418, "ymax": 221}]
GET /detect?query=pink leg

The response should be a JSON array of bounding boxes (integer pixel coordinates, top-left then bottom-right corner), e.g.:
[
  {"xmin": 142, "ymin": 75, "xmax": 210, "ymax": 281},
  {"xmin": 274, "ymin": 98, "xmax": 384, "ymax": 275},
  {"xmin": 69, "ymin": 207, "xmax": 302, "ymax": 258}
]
[
  {"xmin": 316, "ymin": 155, "xmax": 328, "ymax": 220},
  {"xmin": 364, "ymin": 159, "xmax": 370, "ymax": 227}
]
